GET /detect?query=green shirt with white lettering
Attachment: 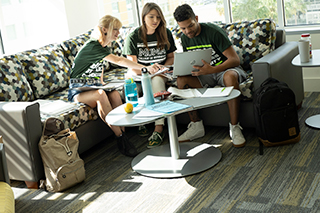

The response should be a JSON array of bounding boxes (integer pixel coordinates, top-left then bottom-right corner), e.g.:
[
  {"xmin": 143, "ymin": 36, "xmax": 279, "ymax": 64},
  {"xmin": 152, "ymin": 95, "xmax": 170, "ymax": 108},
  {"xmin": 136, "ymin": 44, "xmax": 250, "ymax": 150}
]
[
  {"xmin": 181, "ymin": 23, "xmax": 231, "ymax": 66},
  {"xmin": 71, "ymin": 38, "xmax": 111, "ymax": 78},
  {"xmin": 123, "ymin": 27, "xmax": 177, "ymax": 66}
]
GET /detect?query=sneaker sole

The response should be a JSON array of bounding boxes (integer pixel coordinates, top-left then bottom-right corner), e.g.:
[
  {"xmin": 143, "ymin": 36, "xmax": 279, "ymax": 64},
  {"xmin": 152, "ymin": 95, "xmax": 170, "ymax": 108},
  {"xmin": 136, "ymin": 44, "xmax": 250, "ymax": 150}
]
[
  {"xmin": 233, "ymin": 142, "xmax": 246, "ymax": 148},
  {"xmin": 178, "ymin": 139, "xmax": 191, "ymax": 143},
  {"xmin": 178, "ymin": 134, "xmax": 205, "ymax": 143}
]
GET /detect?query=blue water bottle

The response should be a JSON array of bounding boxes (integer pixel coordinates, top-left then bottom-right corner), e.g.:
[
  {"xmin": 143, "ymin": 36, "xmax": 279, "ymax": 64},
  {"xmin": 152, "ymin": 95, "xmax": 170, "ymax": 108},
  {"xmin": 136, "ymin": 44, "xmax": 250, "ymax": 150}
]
[
  {"xmin": 124, "ymin": 78, "xmax": 138, "ymax": 107},
  {"xmin": 141, "ymin": 68, "xmax": 155, "ymax": 106}
]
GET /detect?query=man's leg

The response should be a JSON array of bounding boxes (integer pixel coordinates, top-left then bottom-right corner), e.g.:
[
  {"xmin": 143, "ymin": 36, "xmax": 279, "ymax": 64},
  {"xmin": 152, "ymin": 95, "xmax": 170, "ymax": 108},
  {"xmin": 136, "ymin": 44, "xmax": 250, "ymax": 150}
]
[
  {"xmin": 223, "ymin": 71, "xmax": 240, "ymax": 125},
  {"xmin": 177, "ymin": 75, "xmax": 202, "ymax": 121},
  {"xmin": 177, "ymin": 76, "xmax": 205, "ymax": 142},
  {"xmin": 223, "ymin": 71, "xmax": 245, "ymax": 147}
]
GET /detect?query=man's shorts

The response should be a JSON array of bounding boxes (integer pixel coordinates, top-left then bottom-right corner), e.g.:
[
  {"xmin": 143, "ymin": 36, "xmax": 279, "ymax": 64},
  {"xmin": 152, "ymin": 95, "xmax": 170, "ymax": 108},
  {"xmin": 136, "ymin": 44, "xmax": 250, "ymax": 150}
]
[{"xmin": 197, "ymin": 66, "xmax": 247, "ymax": 88}]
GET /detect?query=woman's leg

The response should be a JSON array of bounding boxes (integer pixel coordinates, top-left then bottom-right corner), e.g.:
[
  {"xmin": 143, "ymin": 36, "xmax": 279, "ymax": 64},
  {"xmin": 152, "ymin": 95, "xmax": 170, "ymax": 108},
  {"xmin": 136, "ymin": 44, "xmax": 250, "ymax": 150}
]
[
  {"xmin": 106, "ymin": 90, "xmax": 125, "ymax": 133},
  {"xmin": 151, "ymin": 76, "xmax": 167, "ymax": 133},
  {"xmin": 146, "ymin": 76, "xmax": 167, "ymax": 148},
  {"xmin": 75, "ymin": 89, "xmax": 137, "ymax": 157},
  {"xmin": 74, "ymin": 89, "xmax": 123, "ymax": 136}
]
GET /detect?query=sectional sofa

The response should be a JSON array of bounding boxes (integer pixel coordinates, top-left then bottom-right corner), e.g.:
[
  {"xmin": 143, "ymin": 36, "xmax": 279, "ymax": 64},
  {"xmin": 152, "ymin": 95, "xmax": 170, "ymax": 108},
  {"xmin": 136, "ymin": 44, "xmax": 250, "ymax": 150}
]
[
  {"xmin": 0, "ymin": 30, "xmax": 125, "ymax": 188},
  {"xmin": 0, "ymin": 18, "xmax": 304, "ymax": 188}
]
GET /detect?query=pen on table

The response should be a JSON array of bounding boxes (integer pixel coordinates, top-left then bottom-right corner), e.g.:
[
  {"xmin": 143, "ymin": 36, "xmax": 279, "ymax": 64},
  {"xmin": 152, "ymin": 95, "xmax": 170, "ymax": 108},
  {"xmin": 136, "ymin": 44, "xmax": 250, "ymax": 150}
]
[{"xmin": 221, "ymin": 87, "xmax": 226, "ymax": 93}]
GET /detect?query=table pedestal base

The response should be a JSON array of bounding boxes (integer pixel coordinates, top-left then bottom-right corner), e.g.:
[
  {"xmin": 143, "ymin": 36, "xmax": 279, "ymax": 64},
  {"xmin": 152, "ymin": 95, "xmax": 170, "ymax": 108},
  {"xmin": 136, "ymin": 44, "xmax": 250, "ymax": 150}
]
[
  {"xmin": 305, "ymin": 114, "xmax": 320, "ymax": 129},
  {"xmin": 131, "ymin": 142, "xmax": 222, "ymax": 178}
]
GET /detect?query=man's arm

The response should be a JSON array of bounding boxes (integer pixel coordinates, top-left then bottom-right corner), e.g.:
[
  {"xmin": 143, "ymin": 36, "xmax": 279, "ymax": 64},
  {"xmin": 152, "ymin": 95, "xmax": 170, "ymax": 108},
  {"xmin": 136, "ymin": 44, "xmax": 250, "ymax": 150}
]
[{"xmin": 192, "ymin": 46, "xmax": 240, "ymax": 76}]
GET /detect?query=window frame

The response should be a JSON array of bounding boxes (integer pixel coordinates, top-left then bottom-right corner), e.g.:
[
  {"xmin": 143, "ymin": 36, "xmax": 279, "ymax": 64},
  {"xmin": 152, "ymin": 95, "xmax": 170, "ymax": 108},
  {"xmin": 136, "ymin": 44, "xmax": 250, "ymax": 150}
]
[{"xmin": 121, "ymin": 0, "xmax": 320, "ymax": 35}]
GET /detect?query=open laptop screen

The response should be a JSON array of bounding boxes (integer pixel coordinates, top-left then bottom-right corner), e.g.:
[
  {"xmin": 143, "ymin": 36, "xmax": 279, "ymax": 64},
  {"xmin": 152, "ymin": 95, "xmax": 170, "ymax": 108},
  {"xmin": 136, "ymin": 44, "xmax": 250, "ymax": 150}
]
[{"xmin": 173, "ymin": 48, "xmax": 212, "ymax": 77}]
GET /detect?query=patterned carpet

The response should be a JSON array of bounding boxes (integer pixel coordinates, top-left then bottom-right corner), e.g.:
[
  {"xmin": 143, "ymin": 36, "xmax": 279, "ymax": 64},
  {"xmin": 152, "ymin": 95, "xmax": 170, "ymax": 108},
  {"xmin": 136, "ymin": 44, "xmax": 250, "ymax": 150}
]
[{"xmin": 10, "ymin": 92, "xmax": 320, "ymax": 213}]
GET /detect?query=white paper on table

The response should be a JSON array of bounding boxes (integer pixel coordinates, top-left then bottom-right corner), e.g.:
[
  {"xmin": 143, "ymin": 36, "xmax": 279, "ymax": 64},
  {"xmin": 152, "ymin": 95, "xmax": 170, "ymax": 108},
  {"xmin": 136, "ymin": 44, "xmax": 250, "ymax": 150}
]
[
  {"xmin": 201, "ymin": 86, "xmax": 234, "ymax": 97},
  {"xmin": 133, "ymin": 108, "xmax": 165, "ymax": 119}
]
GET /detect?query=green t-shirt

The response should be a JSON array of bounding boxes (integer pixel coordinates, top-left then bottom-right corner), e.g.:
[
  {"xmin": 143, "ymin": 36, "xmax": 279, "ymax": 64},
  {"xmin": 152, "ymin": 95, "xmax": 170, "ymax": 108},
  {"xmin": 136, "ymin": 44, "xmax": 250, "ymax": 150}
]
[
  {"xmin": 71, "ymin": 38, "xmax": 111, "ymax": 78},
  {"xmin": 181, "ymin": 23, "xmax": 232, "ymax": 66},
  {"xmin": 122, "ymin": 27, "xmax": 177, "ymax": 66}
]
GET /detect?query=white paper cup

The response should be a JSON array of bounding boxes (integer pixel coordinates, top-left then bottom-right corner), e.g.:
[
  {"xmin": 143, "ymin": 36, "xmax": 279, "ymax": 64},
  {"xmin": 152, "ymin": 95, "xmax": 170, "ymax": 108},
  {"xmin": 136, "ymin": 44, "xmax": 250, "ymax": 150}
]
[{"xmin": 298, "ymin": 40, "xmax": 310, "ymax": 63}]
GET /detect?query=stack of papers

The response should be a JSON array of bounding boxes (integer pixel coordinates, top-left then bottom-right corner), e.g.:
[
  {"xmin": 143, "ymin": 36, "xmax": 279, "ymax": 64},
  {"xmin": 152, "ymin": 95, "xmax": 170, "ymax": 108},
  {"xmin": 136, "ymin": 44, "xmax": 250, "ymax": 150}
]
[
  {"xmin": 133, "ymin": 101, "xmax": 193, "ymax": 119},
  {"xmin": 132, "ymin": 108, "xmax": 165, "ymax": 119},
  {"xmin": 34, "ymin": 100, "xmax": 78, "ymax": 116},
  {"xmin": 146, "ymin": 100, "xmax": 192, "ymax": 114}
]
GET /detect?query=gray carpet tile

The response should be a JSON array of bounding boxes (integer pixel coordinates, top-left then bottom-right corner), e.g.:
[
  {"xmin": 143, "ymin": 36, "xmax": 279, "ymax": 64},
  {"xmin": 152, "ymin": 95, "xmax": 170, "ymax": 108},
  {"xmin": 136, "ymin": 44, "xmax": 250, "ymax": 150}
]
[{"xmin": 9, "ymin": 92, "xmax": 320, "ymax": 212}]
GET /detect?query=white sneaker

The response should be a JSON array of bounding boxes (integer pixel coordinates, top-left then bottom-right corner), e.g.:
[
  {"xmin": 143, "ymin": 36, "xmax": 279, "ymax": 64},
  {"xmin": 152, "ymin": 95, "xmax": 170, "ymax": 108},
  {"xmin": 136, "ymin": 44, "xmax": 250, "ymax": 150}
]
[
  {"xmin": 178, "ymin": 120, "xmax": 205, "ymax": 142},
  {"xmin": 229, "ymin": 122, "xmax": 246, "ymax": 147}
]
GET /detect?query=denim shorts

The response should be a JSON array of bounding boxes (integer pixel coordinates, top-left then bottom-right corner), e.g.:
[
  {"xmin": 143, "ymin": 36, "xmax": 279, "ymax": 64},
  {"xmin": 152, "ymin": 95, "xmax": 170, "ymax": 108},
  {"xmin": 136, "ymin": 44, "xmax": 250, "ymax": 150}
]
[
  {"xmin": 197, "ymin": 66, "xmax": 247, "ymax": 88},
  {"xmin": 68, "ymin": 78, "xmax": 103, "ymax": 102}
]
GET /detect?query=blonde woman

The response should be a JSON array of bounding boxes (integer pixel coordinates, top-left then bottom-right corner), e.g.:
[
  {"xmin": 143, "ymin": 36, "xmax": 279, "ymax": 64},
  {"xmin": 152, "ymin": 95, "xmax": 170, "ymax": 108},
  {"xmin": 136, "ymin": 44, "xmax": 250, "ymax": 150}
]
[
  {"xmin": 123, "ymin": 3, "xmax": 177, "ymax": 148},
  {"xmin": 69, "ymin": 15, "xmax": 159, "ymax": 157}
]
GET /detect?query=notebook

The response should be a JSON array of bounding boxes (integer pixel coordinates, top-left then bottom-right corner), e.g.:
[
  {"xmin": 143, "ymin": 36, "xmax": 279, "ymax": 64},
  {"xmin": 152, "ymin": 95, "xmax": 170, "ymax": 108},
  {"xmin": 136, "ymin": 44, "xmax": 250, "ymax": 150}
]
[
  {"xmin": 72, "ymin": 80, "xmax": 124, "ymax": 92},
  {"xmin": 173, "ymin": 48, "xmax": 212, "ymax": 77},
  {"xmin": 34, "ymin": 100, "xmax": 78, "ymax": 116}
]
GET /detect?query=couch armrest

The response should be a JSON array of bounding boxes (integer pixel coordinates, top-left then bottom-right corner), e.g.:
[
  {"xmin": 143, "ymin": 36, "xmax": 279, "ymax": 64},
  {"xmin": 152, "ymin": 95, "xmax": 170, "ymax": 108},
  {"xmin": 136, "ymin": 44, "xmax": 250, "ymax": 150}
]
[
  {"xmin": 252, "ymin": 41, "xmax": 304, "ymax": 105},
  {"xmin": 0, "ymin": 102, "xmax": 44, "ymax": 182}
]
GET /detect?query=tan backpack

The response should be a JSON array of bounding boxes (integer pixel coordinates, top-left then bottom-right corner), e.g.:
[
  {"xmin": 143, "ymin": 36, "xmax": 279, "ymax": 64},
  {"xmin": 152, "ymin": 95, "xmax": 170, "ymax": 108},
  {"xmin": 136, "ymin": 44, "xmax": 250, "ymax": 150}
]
[{"xmin": 39, "ymin": 118, "xmax": 85, "ymax": 192}]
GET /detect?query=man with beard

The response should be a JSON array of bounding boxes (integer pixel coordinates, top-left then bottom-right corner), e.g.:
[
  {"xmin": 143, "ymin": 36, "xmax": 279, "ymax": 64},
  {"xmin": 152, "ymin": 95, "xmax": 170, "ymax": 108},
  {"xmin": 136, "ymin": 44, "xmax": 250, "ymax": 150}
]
[{"xmin": 173, "ymin": 4, "xmax": 247, "ymax": 147}]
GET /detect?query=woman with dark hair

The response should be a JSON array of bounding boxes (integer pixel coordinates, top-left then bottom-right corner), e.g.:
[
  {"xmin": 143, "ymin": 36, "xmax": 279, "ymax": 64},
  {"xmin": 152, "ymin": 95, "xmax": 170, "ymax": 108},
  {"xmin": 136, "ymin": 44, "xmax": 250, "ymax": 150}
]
[
  {"xmin": 69, "ymin": 15, "xmax": 159, "ymax": 157},
  {"xmin": 123, "ymin": 3, "xmax": 177, "ymax": 148}
]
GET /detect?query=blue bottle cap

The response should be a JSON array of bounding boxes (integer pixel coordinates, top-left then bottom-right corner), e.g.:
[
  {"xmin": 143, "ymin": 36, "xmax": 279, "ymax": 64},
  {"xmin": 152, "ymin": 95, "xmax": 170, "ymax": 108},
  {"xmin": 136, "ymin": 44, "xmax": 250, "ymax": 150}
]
[{"xmin": 125, "ymin": 78, "xmax": 134, "ymax": 84}]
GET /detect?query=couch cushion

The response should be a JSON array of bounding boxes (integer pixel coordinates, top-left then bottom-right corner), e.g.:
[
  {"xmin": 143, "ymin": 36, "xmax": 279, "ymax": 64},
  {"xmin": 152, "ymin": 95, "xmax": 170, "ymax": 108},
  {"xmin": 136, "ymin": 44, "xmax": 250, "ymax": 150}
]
[
  {"xmin": 0, "ymin": 55, "xmax": 34, "ymax": 101},
  {"xmin": 117, "ymin": 27, "xmax": 137, "ymax": 50},
  {"xmin": 218, "ymin": 18, "xmax": 276, "ymax": 72},
  {"xmin": 39, "ymin": 89, "xmax": 98, "ymax": 130},
  {"xmin": 18, "ymin": 44, "xmax": 71, "ymax": 99},
  {"xmin": 60, "ymin": 30, "xmax": 92, "ymax": 67}
]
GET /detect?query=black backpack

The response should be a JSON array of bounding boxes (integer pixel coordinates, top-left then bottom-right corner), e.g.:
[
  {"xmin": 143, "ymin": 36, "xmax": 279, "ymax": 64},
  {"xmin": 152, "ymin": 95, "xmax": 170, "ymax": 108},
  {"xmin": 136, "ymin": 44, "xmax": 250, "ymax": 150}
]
[{"xmin": 253, "ymin": 78, "xmax": 300, "ymax": 154}]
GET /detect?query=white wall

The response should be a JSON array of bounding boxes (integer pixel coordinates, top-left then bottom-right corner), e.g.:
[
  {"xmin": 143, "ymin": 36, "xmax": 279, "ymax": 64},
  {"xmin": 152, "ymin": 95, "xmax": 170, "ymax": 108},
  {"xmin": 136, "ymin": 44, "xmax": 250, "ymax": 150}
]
[
  {"xmin": 0, "ymin": 0, "xmax": 70, "ymax": 54},
  {"xmin": 63, "ymin": 0, "xmax": 101, "ymax": 37},
  {"xmin": 287, "ymin": 33, "xmax": 320, "ymax": 92}
]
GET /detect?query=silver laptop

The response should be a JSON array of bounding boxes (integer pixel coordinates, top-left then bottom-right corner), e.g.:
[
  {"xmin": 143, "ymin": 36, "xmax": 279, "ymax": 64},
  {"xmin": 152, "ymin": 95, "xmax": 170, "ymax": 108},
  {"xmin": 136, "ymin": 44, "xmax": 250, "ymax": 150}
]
[{"xmin": 173, "ymin": 48, "xmax": 212, "ymax": 77}]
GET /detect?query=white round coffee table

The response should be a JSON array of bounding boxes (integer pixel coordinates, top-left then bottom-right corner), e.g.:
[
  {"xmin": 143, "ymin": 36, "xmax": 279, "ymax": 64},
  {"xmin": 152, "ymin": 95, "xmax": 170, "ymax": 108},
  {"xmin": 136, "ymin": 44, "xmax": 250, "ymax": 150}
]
[
  {"xmin": 292, "ymin": 49, "xmax": 320, "ymax": 129},
  {"xmin": 106, "ymin": 89, "xmax": 240, "ymax": 178}
]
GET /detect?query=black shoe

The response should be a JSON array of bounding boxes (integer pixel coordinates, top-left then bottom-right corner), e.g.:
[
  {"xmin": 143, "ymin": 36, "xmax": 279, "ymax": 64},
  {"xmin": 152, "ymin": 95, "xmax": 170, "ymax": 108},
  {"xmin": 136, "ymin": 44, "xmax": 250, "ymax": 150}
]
[{"xmin": 117, "ymin": 133, "xmax": 138, "ymax": 157}]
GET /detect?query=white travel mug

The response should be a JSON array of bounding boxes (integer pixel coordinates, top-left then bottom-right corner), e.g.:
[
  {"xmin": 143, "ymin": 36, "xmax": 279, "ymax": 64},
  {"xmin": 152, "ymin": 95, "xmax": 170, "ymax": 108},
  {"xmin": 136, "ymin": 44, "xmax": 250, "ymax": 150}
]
[{"xmin": 298, "ymin": 40, "xmax": 310, "ymax": 63}]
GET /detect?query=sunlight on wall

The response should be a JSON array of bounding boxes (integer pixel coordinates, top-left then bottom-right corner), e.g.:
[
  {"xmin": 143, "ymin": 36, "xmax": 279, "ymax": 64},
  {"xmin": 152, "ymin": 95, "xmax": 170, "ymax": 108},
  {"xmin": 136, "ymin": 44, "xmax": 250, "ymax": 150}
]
[{"xmin": 0, "ymin": 0, "xmax": 69, "ymax": 54}]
